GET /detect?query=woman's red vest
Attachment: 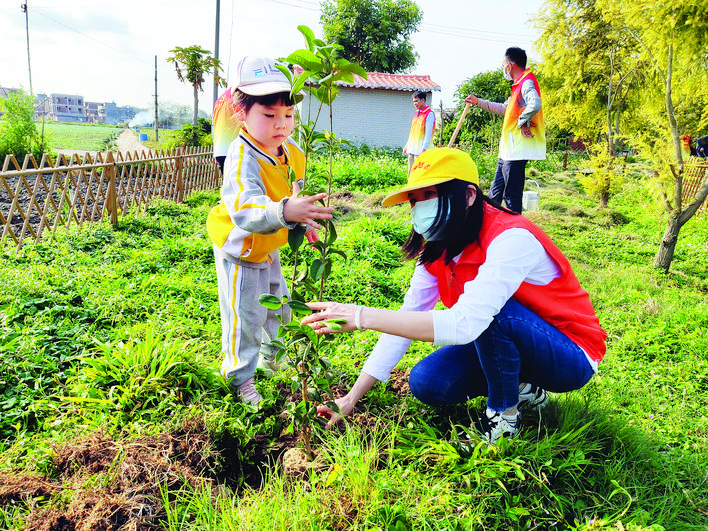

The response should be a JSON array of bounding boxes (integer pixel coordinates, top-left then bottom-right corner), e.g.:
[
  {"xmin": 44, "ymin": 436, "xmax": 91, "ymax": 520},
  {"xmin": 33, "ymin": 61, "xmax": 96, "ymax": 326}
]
[{"xmin": 425, "ymin": 204, "xmax": 606, "ymax": 362}]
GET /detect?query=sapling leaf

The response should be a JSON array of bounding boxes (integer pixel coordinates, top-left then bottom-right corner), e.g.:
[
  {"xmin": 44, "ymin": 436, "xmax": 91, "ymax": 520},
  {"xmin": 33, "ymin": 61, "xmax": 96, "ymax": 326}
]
[
  {"xmin": 297, "ymin": 25, "xmax": 316, "ymax": 48},
  {"xmin": 311, "ymin": 259, "xmax": 325, "ymax": 280},
  {"xmin": 324, "ymin": 400, "xmax": 340, "ymax": 413},
  {"xmin": 328, "ymin": 249, "xmax": 347, "ymax": 261},
  {"xmin": 289, "ymin": 224, "xmax": 306, "ymax": 252},
  {"xmin": 287, "ymin": 299, "xmax": 312, "ymax": 315},
  {"xmin": 309, "ymin": 240, "xmax": 326, "ymax": 252},
  {"xmin": 324, "ymin": 318, "xmax": 346, "ymax": 331},
  {"xmin": 274, "ymin": 64, "xmax": 293, "ymax": 82},
  {"xmin": 326, "ymin": 220, "xmax": 337, "ymax": 244},
  {"xmin": 259, "ymin": 294, "xmax": 283, "ymax": 310},
  {"xmin": 284, "ymin": 49, "xmax": 320, "ymax": 70},
  {"xmin": 292, "ymin": 73, "xmax": 308, "ymax": 95}
]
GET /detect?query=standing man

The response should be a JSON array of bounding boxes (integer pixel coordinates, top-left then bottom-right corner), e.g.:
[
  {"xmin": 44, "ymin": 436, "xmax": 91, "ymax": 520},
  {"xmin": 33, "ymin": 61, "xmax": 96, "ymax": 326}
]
[
  {"xmin": 465, "ymin": 47, "xmax": 545, "ymax": 213},
  {"xmin": 403, "ymin": 90, "xmax": 436, "ymax": 173}
]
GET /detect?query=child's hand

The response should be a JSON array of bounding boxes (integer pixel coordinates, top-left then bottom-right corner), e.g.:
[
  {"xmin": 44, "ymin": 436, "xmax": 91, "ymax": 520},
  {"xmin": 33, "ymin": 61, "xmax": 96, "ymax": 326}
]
[{"xmin": 283, "ymin": 181, "xmax": 333, "ymax": 230}]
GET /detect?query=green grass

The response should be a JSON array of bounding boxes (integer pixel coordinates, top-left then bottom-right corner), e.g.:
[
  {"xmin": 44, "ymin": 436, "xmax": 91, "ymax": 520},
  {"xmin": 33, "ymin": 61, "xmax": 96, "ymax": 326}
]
[
  {"xmin": 42, "ymin": 122, "xmax": 123, "ymax": 151},
  {"xmin": 1, "ymin": 151, "xmax": 707, "ymax": 529}
]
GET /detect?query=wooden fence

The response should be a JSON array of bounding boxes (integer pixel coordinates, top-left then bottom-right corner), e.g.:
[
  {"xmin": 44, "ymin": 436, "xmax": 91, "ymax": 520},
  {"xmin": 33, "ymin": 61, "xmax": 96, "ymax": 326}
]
[
  {"xmin": 683, "ymin": 157, "xmax": 708, "ymax": 213},
  {"xmin": 1, "ymin": 147, "xmax": 220, "ymax": 251}
]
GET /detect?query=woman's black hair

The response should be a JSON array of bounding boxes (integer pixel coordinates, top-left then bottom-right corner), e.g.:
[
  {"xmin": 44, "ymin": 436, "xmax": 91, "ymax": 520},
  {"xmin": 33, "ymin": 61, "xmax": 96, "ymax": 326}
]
[
  {"xmin": 234, "ymin": 90, "xmax": 297, "ymax": 112},
  {"xmin": 401, "ymin": 180, "xmax": 518, "ymax": 266}
]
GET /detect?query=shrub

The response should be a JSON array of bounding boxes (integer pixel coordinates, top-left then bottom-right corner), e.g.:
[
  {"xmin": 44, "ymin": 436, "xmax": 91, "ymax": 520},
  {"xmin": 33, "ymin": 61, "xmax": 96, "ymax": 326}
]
[{"xmin": 0, "ymin": 90, "xmax": 44, "ymax": 162}]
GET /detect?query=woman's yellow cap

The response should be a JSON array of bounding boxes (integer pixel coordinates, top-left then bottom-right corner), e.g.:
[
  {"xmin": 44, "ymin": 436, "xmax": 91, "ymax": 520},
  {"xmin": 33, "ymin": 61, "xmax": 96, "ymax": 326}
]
[{"xmin": 382, "ymin": 148, "xmax": 479, "ymax": 207}]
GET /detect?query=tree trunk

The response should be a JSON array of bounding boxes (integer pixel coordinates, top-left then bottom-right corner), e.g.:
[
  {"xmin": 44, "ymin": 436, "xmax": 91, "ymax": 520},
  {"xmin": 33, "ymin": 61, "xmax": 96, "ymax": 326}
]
[
  {"xmin": 653, "ymin": 213, "xmax": 681, "ymax": 272},
  {"xmin": 193, "ymin": 84, "xmax": 199, "ymax": 125},
  {"xmin": 600, "ymin": 191, "xmax": 609, "ymax": 209}
]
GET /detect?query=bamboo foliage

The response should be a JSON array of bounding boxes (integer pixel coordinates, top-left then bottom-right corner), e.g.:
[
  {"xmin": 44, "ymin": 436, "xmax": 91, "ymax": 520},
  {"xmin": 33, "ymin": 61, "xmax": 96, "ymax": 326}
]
[{"xmin": 0, "ymin": 146, "xmax": 219, "ymax": 251}]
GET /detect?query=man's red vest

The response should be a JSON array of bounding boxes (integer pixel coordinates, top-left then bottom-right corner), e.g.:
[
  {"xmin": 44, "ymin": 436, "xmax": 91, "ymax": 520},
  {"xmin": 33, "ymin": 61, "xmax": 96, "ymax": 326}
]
[{"xmin": 425, "ymin": 204, "xmax": 606, "ymax": 362}]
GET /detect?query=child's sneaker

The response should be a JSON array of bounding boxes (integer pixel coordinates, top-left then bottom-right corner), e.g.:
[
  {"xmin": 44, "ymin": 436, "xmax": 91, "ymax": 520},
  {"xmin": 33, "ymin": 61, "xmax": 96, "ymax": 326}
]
[
  {"xmin": 517, "ymin": 383, "xmax": 548, "ymax": 412},
  {"xmin": 236, "ymin": 377, "xmax": 262, "ymax": 406},
  {"xmin": 478, "ymin": 408, "xmax": 520, "ymax": 444}
]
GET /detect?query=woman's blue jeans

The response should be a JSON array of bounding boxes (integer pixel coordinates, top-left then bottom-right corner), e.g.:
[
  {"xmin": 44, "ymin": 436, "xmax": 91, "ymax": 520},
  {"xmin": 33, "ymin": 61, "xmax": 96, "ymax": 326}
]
[{"xmin": 409, "ymin": 299, "xmax": 595, "ymax": 412}]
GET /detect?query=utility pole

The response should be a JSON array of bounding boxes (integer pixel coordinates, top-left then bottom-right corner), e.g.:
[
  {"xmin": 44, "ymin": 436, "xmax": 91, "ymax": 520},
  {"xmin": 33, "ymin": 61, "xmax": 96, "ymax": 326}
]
[
  {"xmin": 21, "ymin": 1, "xmax": 33, "ymax": 97},
  {"xmin": 154, "ymin": 55, "xmax": 159, "ymax": 142},
  {"xmin": 213, "ymin": 0, "xmax": 220, "ymax": 109}
]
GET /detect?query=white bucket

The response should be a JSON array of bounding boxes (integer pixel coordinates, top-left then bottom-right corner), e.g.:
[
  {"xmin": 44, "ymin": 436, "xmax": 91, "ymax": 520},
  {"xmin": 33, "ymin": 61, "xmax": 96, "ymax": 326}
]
[{"xmin": 522, "ymin": 179, "xmax": 540, "ymax": 211}]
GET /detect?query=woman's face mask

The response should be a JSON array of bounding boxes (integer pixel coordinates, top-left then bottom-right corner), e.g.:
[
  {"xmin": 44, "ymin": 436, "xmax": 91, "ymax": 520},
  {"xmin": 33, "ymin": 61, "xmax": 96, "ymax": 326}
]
[{"xmin": 410, "ymin": 197, "xmax": 446, "ymax": 241}]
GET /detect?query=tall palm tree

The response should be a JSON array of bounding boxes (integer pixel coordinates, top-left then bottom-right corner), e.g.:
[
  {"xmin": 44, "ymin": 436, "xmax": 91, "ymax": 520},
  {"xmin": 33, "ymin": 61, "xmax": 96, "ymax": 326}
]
[{"xmin": 167, "ymin": 45, "xmax": 224, "ymax": 124}]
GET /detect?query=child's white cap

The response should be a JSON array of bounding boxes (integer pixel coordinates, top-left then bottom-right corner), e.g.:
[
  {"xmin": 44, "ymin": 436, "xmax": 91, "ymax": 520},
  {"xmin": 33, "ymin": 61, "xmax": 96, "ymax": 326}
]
[{"xmin": 233, "ymin": 56, "xmax": 304, "ymax": 103}]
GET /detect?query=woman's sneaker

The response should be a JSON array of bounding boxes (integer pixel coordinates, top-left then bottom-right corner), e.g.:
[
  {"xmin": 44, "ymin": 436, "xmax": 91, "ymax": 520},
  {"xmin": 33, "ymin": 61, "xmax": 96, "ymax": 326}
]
[
  {"xmin": 236, "ymin": 377, "xmax": 262, "ymax": 406},
  {"xmin": 479, "ymin": 408, "xmax": 520, "ymax": 444},
  {"xmin": 517, "ymin": 384, "xmax": 548, "ymax": 412}
]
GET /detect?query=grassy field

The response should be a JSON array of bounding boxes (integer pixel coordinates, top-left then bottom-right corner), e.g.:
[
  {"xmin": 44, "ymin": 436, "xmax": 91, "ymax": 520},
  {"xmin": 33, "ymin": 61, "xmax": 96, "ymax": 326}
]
[
  {"xmin": 1, "ymin": 148, "xmax": 707, "ymax": 529},
  {"xmin": 42, "ymin": 122, "xmax": 123, "ymax": 151}
]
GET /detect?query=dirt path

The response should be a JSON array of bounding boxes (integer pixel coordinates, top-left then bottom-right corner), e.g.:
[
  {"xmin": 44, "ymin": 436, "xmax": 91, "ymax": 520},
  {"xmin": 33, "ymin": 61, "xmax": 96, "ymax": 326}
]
[
  {"xmin": 55, "ymin": 129, "xmax": 150, "ymax": 160},
  {"xmin": 114, "ymin": 129, "xmax": 151, "ymax": 155}
]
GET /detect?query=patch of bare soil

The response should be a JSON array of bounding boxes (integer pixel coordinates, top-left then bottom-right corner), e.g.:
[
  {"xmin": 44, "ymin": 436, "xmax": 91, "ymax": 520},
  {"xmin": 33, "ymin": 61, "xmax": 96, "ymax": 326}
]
[
  {"xmin": 0, "ymin": 373, "xmax": 403, "ymax": 530},
  {"xmin": 1, "ymin": 419, "xmax": 218, "ymax": 531},
  {"xmin": 388, "ymin": 368, "xmax": 411, "ymax": 397}
]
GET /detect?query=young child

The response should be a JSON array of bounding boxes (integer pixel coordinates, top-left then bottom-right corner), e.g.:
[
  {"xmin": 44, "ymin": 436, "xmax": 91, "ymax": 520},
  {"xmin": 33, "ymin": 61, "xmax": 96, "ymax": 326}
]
[{"xmin": 206, "ymin": 56, "xmax": 333, "ymax": 405}]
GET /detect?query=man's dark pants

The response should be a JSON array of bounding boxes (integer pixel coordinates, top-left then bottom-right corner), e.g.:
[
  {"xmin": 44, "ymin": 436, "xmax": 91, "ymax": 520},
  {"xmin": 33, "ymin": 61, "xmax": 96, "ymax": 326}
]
[{"xmin": 490, "ymin": 159, "xmax": 528, "ymax": 213}]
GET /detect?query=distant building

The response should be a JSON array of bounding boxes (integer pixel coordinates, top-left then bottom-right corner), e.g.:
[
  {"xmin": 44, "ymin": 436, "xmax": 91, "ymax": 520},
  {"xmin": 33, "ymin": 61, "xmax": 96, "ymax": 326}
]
[
  {"xmin": 302, "ymin": 72, "xmax": 441, "ymax": 149},
  {"xmin": 2, "ymin": 88, "xmax": 137, "ymax": 125},
  {"xmin": 85, "ymin": 101, "xmax": 103, "ymax": 123},
  {"xmin": 103, "ymin": 102, "xmax": 135, "ymax": 125},
  {"xmin": 42, "ymin": 93, "xmax": 86, "ymax": 122}
]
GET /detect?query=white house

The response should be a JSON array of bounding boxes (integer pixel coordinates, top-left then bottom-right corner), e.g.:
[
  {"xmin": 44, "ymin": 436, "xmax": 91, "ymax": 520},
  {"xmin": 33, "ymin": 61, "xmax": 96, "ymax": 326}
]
[{"xmin": 302, "ymin": 72, "xmax": 441, "ymax": 149}]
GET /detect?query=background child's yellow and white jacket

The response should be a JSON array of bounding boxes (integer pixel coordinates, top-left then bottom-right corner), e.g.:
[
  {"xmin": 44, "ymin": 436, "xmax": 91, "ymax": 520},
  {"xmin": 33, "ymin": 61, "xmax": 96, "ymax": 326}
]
[{"xmin": 206, "ymin": 130, "xmax": 306, "ymax": 262}]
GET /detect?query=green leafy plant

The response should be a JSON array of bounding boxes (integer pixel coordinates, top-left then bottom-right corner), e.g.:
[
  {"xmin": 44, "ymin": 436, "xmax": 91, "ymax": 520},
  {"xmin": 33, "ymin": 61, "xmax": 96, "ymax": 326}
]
[
  {"xmin": 255, "ymin": 26, "xmax": 367, "ymax": 459},
  {"xmin": 63, "ymin": 331, "xmax": 221, "ymax": 425},
  {"xmin": 166, "ymin": 45, "xmax": 225, "ymax": 125},
  {"xmin": 259, "ymin": 294, "xmax": 341, "ymax": 459},
  {"xmin": 278, "ymin": 26, "xmax": 366, "ymax": 301},
  {"xmin": 579, "ymin": 145, "xmax": 628, "ymax": 208},
  {"xmin": 0, "ymin": 90, "xmax": 44, "ymax": 162}
]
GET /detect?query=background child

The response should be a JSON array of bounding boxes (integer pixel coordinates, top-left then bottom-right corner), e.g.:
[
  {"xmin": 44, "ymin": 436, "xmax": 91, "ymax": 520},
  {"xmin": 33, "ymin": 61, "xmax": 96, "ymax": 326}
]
[
  {"xmin": 212, "ymin": 86, "xmax": 242, "ymax": 175},
  {"xmin": 206, "ymin": 56, "xmax": 333, "ymax": 405}
]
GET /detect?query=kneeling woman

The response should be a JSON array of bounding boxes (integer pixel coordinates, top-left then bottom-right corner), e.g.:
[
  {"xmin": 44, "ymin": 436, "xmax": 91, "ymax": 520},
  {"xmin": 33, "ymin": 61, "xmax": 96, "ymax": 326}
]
[{"xmin": 304, "ymin": 148, "xmax": 606, "ymax": 443}]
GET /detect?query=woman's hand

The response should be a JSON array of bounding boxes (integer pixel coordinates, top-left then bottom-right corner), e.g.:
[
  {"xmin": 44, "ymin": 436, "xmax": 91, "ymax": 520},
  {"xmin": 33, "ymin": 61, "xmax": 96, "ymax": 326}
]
[
  {"xmin": 316, "ymin": 395, "xmax": 354, "ymax": 428},
  {"xmin": 305, "ymin": 228, "xmax": 320, "ymax": 244},
  {"xmin": 302, "ymin": 301, "xmax": 362, "ymax": 335}
]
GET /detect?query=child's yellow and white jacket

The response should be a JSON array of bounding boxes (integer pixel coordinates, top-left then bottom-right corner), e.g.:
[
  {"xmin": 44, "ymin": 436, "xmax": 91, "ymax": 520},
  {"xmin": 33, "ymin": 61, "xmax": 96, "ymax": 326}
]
[{"xmin": 206, "ymin": 130, "xmax": 305, "ymax": 262}]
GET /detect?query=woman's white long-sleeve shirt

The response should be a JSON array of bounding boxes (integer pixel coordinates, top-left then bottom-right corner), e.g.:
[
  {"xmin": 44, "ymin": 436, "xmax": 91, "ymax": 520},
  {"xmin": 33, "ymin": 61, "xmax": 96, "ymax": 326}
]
[{"xmin": 361, "ymin": 227, "xmax": 597, "ymax": 382}]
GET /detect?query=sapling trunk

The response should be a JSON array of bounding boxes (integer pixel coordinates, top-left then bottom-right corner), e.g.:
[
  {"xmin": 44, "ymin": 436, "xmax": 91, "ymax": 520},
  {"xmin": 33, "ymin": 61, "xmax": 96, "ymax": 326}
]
[{"xmin": 298, "ymin": 361, "xmax": 314, "ymax": 460}]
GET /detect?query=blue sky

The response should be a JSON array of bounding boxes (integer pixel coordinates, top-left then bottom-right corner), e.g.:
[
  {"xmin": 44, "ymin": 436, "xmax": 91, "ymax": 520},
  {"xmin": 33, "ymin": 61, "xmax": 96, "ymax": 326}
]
[{"xmin": 1, "ymin": 0, "xmax": 543, "ymax": 112}]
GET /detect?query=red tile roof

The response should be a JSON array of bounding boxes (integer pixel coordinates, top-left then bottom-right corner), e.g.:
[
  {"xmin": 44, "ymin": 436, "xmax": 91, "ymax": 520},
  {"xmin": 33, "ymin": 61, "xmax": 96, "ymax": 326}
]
[
  {"xmin": 294, "ymin": 66, "xmax": 440, "ymax": 92},
  {"xmin": 336, "ymin": 72, "xmax": 440, "ymax": 92}
]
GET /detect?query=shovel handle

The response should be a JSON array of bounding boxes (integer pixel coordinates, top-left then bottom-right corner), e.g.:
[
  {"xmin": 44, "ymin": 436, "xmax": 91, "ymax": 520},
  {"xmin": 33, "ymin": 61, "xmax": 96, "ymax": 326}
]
[{"xmin": 447, "ymin": 102, "xmax": 471, "ymax": 148}]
